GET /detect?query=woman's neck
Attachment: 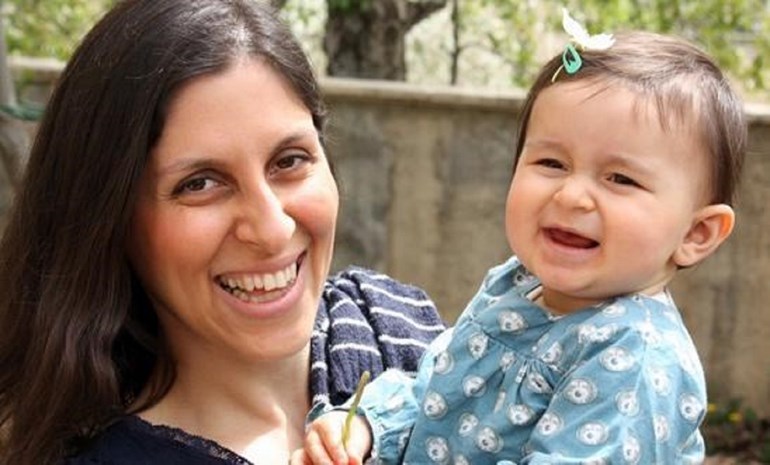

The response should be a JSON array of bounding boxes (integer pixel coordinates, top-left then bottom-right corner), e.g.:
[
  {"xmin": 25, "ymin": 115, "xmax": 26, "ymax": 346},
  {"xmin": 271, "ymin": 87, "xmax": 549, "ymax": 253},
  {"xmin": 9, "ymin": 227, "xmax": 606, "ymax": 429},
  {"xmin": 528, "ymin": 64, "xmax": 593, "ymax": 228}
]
[{"xmin": 138, "ymin": 344, "xmax": 311, "ymax": 464}]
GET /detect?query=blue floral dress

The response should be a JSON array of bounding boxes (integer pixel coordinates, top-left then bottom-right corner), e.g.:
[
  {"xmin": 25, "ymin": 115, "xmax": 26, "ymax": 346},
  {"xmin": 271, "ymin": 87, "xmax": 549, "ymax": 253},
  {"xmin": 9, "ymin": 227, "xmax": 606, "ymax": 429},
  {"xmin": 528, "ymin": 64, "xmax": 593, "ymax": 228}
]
[{"xmin": 357, "ymin": 256, "xmax": 706, "ymax": 464}]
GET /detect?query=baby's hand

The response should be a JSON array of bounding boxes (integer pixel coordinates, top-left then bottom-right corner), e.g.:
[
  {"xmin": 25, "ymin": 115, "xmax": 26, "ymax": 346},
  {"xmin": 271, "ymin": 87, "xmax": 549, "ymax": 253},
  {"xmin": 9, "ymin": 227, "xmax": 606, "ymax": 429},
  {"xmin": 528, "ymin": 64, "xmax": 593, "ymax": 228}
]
[{"xmin": 290, "ymin": 411, "xmax": 372, "ymax": 465}]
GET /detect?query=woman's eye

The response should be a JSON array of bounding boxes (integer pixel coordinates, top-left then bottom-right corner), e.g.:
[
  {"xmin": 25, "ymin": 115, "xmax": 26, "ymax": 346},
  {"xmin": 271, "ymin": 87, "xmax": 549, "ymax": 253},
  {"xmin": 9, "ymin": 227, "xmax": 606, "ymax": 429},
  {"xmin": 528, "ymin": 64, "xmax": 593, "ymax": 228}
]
[
  {"xmin": 536, "ymin": 158, "xmax": 564, "ymax": 170},
  {"xmin": 273, "ymin": 153, "xmax": 312, "ymax": 172},
  {"xmin": 174, "ymin": 176, "xmax": 220, "ymax": 195},
  {"xmin": 608, "ymin": 173, "xmax": 641, "ymax": 187}
]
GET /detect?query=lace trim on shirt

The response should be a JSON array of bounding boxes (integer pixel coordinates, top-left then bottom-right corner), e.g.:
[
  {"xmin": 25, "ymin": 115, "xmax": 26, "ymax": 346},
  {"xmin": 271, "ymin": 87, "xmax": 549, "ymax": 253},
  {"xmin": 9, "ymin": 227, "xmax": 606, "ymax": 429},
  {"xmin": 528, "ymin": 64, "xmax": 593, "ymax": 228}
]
[{"xmin": 126, "ymin": 415, "xmax": 254, "ymax": 464}]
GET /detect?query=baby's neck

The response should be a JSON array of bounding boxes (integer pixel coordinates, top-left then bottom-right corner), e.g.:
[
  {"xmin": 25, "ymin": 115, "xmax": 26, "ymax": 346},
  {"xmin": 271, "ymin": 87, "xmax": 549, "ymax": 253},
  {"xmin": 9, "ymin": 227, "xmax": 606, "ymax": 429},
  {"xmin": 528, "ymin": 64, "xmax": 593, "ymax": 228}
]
[{"xmin": 532, "ymin": 283, "xmax": 669, "ymax": 314}]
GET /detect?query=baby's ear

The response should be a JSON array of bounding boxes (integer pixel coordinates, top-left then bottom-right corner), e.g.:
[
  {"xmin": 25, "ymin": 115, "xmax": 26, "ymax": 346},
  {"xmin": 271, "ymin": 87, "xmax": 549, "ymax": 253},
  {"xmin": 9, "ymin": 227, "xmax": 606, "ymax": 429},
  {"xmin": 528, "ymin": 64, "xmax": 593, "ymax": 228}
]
[{"xmin": 673, "ymin": 204, "xmax": 735, "ymax": 267}]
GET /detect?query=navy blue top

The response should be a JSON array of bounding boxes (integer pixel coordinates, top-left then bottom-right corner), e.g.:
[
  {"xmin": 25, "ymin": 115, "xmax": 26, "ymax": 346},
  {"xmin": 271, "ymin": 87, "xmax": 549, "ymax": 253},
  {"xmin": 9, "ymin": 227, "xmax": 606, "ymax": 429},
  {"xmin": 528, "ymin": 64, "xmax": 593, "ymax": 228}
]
[{"xmin": 64, "ymin": 267, "xmax": 445, "ymax": 464}]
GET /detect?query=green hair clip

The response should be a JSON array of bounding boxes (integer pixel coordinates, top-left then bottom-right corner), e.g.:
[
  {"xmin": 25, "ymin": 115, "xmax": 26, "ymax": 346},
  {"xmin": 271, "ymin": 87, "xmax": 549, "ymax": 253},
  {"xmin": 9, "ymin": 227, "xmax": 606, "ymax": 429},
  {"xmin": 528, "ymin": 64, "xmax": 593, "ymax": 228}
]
[{"xmin": 552, "ymin": 9, "xmax": 615, "ymax": 82}]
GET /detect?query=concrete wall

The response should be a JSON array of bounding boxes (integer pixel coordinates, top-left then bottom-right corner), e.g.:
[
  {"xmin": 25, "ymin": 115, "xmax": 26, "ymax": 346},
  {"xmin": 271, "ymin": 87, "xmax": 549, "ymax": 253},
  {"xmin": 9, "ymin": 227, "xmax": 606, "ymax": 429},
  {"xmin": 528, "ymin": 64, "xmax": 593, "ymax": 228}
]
[
  {"xmin": 325, "ymin": 79, "xmax": 770, "ymax": 417},
  {"xmin": 6, "ymin": 60, "xmax": 770, "ymax": 416}
]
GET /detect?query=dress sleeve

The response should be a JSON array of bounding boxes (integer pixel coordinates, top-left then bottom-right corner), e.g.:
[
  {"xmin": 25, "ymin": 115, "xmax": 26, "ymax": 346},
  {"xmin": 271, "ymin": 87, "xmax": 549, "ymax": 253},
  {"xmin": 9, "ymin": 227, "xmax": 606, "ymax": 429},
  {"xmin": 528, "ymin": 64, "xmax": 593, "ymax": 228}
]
[
  {"xmin": 520, "ymin": 326, "xmax": 705, "ymax": 464},
  {"xmin": 357, "ymin": 328, "xmax": 454, "ymax": 465}
]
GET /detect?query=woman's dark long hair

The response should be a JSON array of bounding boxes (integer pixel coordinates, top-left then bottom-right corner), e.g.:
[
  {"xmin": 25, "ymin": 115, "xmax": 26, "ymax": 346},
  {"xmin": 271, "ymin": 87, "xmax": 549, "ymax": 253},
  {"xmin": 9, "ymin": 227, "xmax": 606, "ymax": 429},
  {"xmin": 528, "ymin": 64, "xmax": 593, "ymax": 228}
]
[{"xmin": 0, "ymin": 1, "xmax": 327, "ymax": 463}]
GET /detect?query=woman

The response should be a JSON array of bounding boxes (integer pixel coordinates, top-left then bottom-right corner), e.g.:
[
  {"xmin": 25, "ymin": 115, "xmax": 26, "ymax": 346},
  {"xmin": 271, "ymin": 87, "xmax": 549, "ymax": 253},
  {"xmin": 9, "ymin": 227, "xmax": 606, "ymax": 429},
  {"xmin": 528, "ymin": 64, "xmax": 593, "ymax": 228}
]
[{"xmin": 0, "ymin": 1, "xmax": 445, "ymax": 463}]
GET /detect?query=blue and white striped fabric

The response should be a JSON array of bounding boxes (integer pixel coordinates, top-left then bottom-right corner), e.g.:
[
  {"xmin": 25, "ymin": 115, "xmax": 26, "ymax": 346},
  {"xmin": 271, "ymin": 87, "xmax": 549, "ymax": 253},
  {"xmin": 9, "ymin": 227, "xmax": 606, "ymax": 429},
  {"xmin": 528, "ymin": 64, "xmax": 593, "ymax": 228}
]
[{"xmin": 309, "ymin": 266, "xmax": 446, "ymax": 409}]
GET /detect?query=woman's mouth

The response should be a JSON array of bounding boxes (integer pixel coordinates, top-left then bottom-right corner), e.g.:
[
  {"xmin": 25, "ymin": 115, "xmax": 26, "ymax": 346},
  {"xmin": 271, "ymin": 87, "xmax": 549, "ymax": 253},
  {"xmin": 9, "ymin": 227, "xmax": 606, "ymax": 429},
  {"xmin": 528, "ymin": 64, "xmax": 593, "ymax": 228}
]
[{"xmin": 217, "ymin": 260, "xmax": 299, "ymax": 303}]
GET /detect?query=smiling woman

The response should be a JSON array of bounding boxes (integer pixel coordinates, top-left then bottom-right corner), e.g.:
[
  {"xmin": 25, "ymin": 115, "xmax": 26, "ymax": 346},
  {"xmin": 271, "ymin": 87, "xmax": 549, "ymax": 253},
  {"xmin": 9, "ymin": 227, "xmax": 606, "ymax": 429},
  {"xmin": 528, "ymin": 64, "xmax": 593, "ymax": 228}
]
[{"xmin": 0, "ymin": 1, "xmax": 444, "ymax": 464}]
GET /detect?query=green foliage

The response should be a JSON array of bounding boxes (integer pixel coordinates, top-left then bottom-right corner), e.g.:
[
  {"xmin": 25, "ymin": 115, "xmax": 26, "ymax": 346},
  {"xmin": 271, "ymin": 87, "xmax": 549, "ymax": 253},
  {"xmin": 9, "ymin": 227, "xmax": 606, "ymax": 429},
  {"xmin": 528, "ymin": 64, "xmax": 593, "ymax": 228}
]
[
  {"xmin": 3, "ymin": 0, "xmax": 769, "ymax": 99},
  {"xmin": 557, "ymin": 0, "xmax": 770, "ymax": 94},
  {"xmin": 704, "ymin": 398, "xmax": 770, "ymax": 462},
  {"xmin": 430, "ymin": 0, "xmax": 769, "ymax": 98},
  {"xmin": 2, "ymin": 0, "xmax": 112, "ymax": 59},
  {"xmin": 327, "ymin": 0, "xmax": 372, "ymax": 14}
]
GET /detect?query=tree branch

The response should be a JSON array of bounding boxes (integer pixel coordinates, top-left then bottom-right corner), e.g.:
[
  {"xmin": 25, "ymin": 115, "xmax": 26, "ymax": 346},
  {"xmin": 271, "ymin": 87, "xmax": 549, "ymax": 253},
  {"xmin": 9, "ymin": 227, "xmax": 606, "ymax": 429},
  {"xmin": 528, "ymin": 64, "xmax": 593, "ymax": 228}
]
[{"xmin": 406, "ymin": 0, "xmax": 447, "ymax": 28}]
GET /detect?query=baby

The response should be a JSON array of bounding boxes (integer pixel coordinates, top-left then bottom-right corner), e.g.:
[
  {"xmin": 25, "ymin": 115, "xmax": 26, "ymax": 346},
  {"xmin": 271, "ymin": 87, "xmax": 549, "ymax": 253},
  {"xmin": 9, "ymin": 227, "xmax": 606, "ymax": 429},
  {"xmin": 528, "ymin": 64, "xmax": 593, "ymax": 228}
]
[{"xmin": 294, "ymin": 12, "xmax": 746, "ymax": 465}]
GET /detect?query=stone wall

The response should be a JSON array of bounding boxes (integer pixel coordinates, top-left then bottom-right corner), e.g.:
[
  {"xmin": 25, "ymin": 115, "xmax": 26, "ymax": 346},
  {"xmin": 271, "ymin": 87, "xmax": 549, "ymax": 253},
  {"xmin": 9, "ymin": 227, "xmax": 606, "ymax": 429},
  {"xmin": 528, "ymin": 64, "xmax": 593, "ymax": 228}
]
[{"xmin": 6, "ymin": 60, "xmax": 770, "ymax": 416}]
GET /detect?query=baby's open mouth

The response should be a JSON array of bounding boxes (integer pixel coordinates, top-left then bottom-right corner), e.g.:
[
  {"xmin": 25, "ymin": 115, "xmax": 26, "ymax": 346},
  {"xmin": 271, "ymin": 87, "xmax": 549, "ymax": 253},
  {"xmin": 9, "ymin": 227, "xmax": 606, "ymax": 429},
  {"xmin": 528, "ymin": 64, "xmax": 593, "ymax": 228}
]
[
  {"xmin": 545, "ymin": 228, "xmax": 599, "ymax": 249},
  {"xmin": 217, "ymin": 259, "xmax": 299, "ymax": 303}
]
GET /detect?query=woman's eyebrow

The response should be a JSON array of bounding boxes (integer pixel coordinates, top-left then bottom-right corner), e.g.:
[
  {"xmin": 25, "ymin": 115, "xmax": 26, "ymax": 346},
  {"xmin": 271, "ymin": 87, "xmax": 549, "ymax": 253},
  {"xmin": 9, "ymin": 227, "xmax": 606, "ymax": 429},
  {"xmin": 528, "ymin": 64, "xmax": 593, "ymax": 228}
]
[
  {"xmin": 156, "ymin": 128, "xmax": 319, "ymax": 176},
  {"xmin": 158, "ymin": 157, "xmax": 225, "ymax": 177}
]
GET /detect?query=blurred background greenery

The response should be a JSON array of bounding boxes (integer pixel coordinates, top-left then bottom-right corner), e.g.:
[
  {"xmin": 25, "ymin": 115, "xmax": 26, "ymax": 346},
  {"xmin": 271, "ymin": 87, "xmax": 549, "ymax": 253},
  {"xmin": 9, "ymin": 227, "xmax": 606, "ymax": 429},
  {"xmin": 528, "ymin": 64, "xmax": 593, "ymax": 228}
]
[{"xmin": 2, "ymin": 0, "xmax": 769, "ymax": 102}]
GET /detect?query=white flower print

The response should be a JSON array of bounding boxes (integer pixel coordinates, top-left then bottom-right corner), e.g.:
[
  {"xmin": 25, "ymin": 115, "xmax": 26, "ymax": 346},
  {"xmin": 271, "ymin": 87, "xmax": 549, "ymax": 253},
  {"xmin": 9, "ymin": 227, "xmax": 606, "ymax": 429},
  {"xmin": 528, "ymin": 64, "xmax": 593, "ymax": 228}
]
[
  {"xmin": 583, "ymin": 459, "xmax": 608, "ymax": 465},
  {"xmin": 424, "ymin": 436, "xmax": 450, "ymax": 464},
  {"xmin": 475, "ymin": 426, "xmax": 504, "ymax": 453},
  {"xmin": 648, "ymin": 366, "xmax": 671, "ymax": 396},
  {"xmin": 653, "ymin": 414, "xmax": 670, "ymax": 442},
  {"xmin": 623, "ymin": 434, "xmax": 641, "ymax": 464},
  {"xmin": 526, "ymin": 371, "xmax": 553, "ymax": 394},
  {"xmin": 457, "ymin": 413, "xmax": 479, "ymax": 437},
  {"xmin": 578, "ymin": 324, "xmax": 617, "ymax": 344},
  {"xmin": 536, "ymin": 412, "xmax": 563, "ymax": 436},
  {"xmin": 433, "ymin": 350, "xmax": 454, "ymax": 375},
  {"xmin": 462, "ymin": 375, "xmax": 487, "ymax": 397},
  {"xmin": 498, "ymin": 310, "xmax": 527, "ymax": 333},
  {"xmin": 541, "ymin": 342, "xmax": 563, "ymax": 365},
  {"xmin": 499, "ymin": 351, "xmax": 517, "ymax": 371},
  {"xmin": 454, "ymin": 455, "xmax": 470, "ymax": 465},
  {"xmin": 615, "ymin": 390, "xmax": 640, "ymax": 417},
  {"xmin": 507, "ymin": 404, "xmax": 536, "ymax": 425},
  {"xmin": 423, "ymin": 390, "xmax": 448, "ymax": 419},
  {"xmin": 512, "ymin": 269, "xmax": 536, "ymax": 287},
  {"xmin": 577, "ymin": 422, "xmax": 609, "ymax": 446},
  {"xmin": 602, "ymin": 302, "xmax": 627, "ymax": 317},
  {"xmin": 599, "ymin": 347, "xmax": 635, "ymax": 372},
  {"xmin": 564, "ymin": 378, "xmax": 598, "ymax": 405},
  {"xmin": 679, "ymin": 393, "xmax": 704, "ymax": 422},
  {"xmin": 494, "ymin": 390, "xmax": 506, "ymax": 413},
  {"xmin": 637, "ymin": 320, "xmax": 662, "ymax": 345},
  {"xmin": 467, "ymin": 332, "xmax": 489, "ymax": 360}
]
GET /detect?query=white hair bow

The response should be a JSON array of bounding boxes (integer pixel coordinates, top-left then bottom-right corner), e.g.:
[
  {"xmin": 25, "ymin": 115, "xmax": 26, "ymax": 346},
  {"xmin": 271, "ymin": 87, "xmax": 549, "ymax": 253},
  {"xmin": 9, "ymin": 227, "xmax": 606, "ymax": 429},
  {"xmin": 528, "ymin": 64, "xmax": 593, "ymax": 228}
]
[
  {"xmin": 552, "ymin": 9, "xmax": 615, "ymax": 81},
  {"xmin": 562, "ymin": 8, "xmax": 615, "ymax": 50}
]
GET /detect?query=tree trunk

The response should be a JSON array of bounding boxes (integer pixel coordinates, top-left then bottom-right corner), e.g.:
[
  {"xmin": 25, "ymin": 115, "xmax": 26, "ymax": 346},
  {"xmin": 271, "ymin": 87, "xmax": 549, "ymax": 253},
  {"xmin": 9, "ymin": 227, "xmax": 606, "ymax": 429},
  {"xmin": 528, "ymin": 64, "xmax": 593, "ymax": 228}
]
[
  {"xmin": 271, "ymin": 0, "xmax": 289, "ymax": 10},
  {"xmin": 324, "ymin": 0, "xmax": 447, "ymax": 80}
]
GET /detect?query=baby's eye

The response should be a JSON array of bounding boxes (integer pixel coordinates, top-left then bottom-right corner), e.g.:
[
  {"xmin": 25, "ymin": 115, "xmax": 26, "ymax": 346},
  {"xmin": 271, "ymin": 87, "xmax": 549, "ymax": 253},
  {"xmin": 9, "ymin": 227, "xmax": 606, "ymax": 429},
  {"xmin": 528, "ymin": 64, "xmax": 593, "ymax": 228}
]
[
  {"xmin": 535, "ymin": 158, "xmax": 565, "ymax": 170},
  {"xmin": 607, "ymin": 173, "xmax": 641, "ymax": 187}
]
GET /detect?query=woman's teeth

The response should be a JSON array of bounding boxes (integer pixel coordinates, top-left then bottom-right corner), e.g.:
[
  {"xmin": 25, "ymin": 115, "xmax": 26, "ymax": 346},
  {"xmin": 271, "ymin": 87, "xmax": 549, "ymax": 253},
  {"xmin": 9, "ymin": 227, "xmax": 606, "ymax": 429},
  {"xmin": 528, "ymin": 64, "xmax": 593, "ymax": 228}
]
[{"xmin": 220, "ymin": 262, "xmax": 298, "ymax": 302}]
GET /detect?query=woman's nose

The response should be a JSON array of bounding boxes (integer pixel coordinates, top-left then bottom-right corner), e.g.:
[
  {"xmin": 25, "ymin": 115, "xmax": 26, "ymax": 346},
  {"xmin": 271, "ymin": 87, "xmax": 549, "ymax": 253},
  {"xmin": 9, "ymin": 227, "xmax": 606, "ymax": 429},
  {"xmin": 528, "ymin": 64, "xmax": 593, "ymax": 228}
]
[
  {"xmin": 233, "ymin": 185, "xmax": 295, "ymax": 253},
  {"xmin": 552, "ymin": 176, "xmax": 596, "ymax": 211}
]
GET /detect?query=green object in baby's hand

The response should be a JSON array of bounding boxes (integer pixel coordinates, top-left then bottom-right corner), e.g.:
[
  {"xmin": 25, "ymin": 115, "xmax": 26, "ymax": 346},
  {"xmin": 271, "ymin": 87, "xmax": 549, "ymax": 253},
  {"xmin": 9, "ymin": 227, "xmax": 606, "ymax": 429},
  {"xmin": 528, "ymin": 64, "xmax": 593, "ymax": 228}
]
[{"xmin": 342, "ymin": 370, "xmax": 371, "ymax": 448}]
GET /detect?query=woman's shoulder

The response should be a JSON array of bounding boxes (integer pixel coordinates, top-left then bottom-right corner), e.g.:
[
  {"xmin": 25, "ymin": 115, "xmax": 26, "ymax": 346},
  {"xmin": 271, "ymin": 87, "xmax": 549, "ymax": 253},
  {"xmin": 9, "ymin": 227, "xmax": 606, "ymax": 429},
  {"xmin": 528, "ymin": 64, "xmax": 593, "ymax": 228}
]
[
  {"xmin": 311, "ymin": 267, "xmax": 446, "ymax": 405},
  {"xmin": 324, "ymin": 266, "xmax": 446, "ymax": 329},
  {"xmin": 62, "ymin": 416, "xmax": 230, "ymax": 465}
]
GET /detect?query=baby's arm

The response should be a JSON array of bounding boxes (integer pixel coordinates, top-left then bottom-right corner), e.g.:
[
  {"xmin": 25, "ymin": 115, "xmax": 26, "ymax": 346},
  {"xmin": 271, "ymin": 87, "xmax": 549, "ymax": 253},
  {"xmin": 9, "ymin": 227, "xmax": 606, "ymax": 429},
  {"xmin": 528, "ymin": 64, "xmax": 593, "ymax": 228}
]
[
  {"xmin": 293, "ymin": 410, "xmax": 371, "ymax": 465},
  {"xmin": 296, "ymin": 328, "xmax": 455, "ymax": 465},
  {"xmin": 294, "ymin": 369, "xmax": 418, "ymax": 465}
]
